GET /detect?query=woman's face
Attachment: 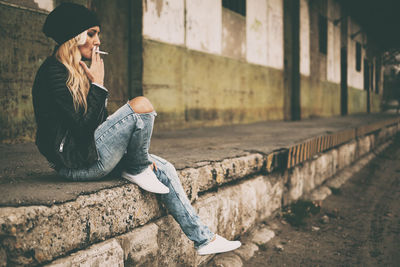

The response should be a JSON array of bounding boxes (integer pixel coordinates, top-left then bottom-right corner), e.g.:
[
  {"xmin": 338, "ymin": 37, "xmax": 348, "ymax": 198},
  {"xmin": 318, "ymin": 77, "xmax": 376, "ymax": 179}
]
[{"xmin": 78, "ymin": 26, "xmax": 101, "ymax": 60}]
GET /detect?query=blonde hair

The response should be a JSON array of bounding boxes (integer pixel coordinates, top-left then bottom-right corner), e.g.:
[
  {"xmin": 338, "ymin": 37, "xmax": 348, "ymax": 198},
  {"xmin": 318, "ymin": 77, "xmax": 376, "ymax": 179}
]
[{"xmin": 55, "ymin": 30, "xmax": 90, "ymax": 113}]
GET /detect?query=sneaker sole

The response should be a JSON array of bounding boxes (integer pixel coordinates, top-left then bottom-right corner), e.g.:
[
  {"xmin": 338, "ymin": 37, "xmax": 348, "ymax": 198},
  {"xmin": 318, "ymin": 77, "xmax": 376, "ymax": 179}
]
[
  {"xmin": 121, "ymin": 172, "xmax": 169, "ymax": 194},
  {"xmin": 197, "ymin": 242, "xmax": 241, "ymax": 255}
]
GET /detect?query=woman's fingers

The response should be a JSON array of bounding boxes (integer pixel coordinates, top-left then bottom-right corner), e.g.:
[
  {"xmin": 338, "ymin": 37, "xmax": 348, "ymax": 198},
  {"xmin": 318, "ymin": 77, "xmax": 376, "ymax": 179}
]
[
  {"xmin": 83, "ymin": 47, "xmax": 104, "ymax": 85},
  {"xmin": 96, "ymin": 47, "xmax": 101, "ymax": 62},
  {"xmin": 91, "ymin": 46, "xmax": 97, "ymax": 63},
  {"xmin": 91, "ymin": 46, "xmax": 102, "ymax": 66},
  {"xmin": 79, "ymin": 61, "xmax": 93, "ymax": 80},
  {"xmin": 94, "ymin": 46, "xmax": 101, "ymax": 62}
]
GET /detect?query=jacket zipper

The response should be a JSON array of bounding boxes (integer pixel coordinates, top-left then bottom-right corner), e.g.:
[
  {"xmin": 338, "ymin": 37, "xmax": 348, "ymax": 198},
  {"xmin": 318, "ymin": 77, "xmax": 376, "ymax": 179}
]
[{"xmin": 59, "ymin": 131, "xmax": 68, "ymax": 152}]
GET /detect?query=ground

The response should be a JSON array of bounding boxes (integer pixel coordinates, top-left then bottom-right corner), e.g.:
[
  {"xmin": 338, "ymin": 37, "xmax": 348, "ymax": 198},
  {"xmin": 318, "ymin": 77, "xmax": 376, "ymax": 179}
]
[{"xmin": 243, "ymin": 135, "xmax": 400, "ymax": 266}]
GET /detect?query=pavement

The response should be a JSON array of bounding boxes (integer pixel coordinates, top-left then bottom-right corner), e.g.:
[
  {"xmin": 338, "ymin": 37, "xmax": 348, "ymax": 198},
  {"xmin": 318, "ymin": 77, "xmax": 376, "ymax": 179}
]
[{"xmin": 0, "ymin": 113, "xmax": 399, "ymax": 207}]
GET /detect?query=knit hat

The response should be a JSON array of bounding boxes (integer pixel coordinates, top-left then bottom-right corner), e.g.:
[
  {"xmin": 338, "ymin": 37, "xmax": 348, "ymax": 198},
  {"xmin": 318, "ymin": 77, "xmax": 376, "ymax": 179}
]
[{"xmin": 43, "ymin": 3, "xmax": 100, "ymax": 45}]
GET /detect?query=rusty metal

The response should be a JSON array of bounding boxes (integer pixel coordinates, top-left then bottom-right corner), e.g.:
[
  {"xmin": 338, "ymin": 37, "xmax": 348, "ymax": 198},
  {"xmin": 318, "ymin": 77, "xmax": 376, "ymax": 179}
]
[{"xmin": 281, "ymin": 118, "xmax": 400, "ymax": 169}]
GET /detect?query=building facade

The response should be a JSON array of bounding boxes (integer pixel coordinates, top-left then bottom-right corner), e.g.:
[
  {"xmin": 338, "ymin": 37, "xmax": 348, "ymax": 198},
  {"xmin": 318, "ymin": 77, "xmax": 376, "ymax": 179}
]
[{"xmin": 0, "ymin": 0, "xmax": 384, "ymax": 141}]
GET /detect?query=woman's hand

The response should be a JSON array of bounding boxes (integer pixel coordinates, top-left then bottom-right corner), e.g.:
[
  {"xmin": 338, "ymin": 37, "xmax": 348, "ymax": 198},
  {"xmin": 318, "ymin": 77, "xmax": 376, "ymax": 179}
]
[{"xmin": 79, "ymin": 46, "xmax": 104, "ymax": 86}]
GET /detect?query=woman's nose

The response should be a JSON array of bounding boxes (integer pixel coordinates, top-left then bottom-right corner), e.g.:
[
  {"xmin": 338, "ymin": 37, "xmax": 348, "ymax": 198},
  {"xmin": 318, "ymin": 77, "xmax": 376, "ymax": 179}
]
[{"xmin": 94, "ymin": 35, "xmax": 101, "ymax": 46}]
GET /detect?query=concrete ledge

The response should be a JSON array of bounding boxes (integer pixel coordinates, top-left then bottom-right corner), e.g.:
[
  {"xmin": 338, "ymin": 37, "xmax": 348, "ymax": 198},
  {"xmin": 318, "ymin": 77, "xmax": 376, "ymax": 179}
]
[
  {"xmin": 178, "ymin": 153, "xmax": 265, "ymax": 201},
  {"xmin": 45, "ymin": 239, "xmax": 124, "ymax": 267},
  {"xmin": 0, "ymin": 119, "xmax": 399, "ymax": 266}
]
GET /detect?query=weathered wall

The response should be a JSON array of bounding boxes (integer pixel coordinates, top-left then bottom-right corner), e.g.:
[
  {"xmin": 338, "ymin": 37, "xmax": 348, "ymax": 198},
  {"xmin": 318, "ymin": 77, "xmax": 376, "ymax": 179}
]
[
  {"xmin": 347, "ymin": 17, "xmax": 364, "ymax": 89},
  {"xmin": 141, "ymin": 0, "xmax": 285, "ymax": 130},
  {"xmin": 300, "ymin": 76, "xmax": 341, "ymax": 118},
  {"xmin": 186, "ymin": 0, "xmax": 222, "ymax": 54},
  {"xmin": 246, "ymin": 0, "xmax": 284, "ymax": 69},
  {"xmin": 143, "ymin": 40, "xmax": 285, "ymax": 130},
  {"xmin": 327, "ymin": 0, "xmax": 340, "ymax": 84},
  {"xmin": 348, "ymin": 86, "xmax": 367, "ymax": 114},
  {"xmin": 309, "ymin": 0, "xmax": 327, "ymax": 82},
  {"xmin": 300, "ymin": 0, "xmax": 340, "ymax": 119},
  {"xmin": 299, "ymin": 0, "xmax": 310, "ymax": 76},
  {"xmin": 0, "ymin": 0, "xmax": 385, "ymax": 142},
  {"xmin": 371, "ymin": 93, "xmax": 381, "ymax": 113},
  {"xmin": 246, "ymin": 0, "xmax": 268, "ymax": 66},
  {"xmin": 222, "ymin": 8, "xmax": 246, "ymax": 60},
  {"xmin": 3, "ymin": 0, "xmax": 53, "ymax": 11},
  {"xmin": 0, "ymin": 0, "xmax": 130, "ymax": 142},
  {"xmin": 143, "ymin": 0, "xmax": 185, "ymax": 46},
  {"xmin": 266, "ymin": 0, "xmax": 284, "ymax": 69},
  {"xmin": 0, "ymin": 2, "xmax": 52, "ymax": 142}
]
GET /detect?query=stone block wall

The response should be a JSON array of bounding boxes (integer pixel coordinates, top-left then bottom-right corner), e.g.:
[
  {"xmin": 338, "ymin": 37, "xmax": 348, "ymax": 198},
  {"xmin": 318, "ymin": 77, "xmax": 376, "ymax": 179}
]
[{"xmin": 1, "ymin": 120, "xmax": 398, "ymax": 266}]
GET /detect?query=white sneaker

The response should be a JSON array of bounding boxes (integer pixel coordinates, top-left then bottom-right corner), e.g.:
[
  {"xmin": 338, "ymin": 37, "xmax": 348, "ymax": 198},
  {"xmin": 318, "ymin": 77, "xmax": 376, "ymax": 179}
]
[
  {"xmin": 121, "ymin": 166, "xmax": 169, "ymax": 194},
  {"xmin": 197, "ymin": 234, "xmax": 241, "ymax": 255}
]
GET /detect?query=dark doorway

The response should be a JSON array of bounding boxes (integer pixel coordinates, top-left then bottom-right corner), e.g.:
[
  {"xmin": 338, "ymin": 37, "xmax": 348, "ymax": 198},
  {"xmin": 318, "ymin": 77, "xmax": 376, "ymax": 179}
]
[
  {"xmin": 283, "ymin": 0, "xmax": 300, "ymax": 121},
  {"xmin": 340, "ymin": 47, "xmax": 348, "ymax": 115},
  {"xmin": 364, "ymin": 59, "xmax": 370, "ymax": 113}
]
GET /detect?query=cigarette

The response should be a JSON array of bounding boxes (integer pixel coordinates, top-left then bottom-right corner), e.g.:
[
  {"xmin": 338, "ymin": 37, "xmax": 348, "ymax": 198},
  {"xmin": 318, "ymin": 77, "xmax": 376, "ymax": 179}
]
[{"xmin": 96, "ymin": 50, "xmax": 108, "ymax": 55}]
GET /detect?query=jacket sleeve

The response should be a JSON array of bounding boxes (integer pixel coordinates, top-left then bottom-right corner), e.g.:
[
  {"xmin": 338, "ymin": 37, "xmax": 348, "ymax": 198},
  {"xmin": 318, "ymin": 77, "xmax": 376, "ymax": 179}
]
[{"xmin": 47, "ymin": 60, "xmax": 108, "ymax": 136}]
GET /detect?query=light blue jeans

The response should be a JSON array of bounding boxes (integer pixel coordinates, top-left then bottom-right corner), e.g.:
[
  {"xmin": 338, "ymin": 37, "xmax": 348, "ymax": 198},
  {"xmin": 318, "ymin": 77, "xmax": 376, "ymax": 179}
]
[{"xmin": 59, "ymin": 103, "xmax": 214, "ymax": 248}]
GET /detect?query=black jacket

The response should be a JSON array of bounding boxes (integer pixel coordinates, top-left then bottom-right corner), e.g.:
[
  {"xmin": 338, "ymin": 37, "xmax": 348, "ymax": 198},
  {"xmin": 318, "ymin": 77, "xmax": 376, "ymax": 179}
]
[{"xmin": 32, "ymin": 56, "xmax": 108, "ymax": 169}]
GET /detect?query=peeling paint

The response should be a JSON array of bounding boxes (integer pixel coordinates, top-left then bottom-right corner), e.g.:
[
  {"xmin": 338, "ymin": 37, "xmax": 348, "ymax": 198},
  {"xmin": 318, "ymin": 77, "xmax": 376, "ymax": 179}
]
[
  {"xmin": 347, "ymin": 18, "xmax": 364, "ymax": 89},
  {"xmin": 267, "ymin": 0, "xmax": 284, "ymax": 69},
  {"xmin": 151, "ymin": 0, "xmax": 164, "ymax": 17},
  {"xmin": 185, "ymin": 0, "xmax": 222, "ymax": 54},
  {"xmin": 33, "ymin": 0, "xmax": 53, "ymax": 12},
  {"xmin": 222, "ymin": 8, "xmax": 246, "ymax": 60},
  {"xmin": 247, "ymin": 0, "xmax": 268, "ymax": 66},
  {"xmin": 251, "ymin": 18, "xmax": 262, "ymax": 31},
  {"xmin": 300, "ymin": 0, "xmax": 310, "ymax": 76},
  {"xmin": 143, "ymin": 0, "xmax": 184, "ymax": 45},
  {"xmin": 327, "ymin": 0, "xmax": 341, "ymax": 83}
]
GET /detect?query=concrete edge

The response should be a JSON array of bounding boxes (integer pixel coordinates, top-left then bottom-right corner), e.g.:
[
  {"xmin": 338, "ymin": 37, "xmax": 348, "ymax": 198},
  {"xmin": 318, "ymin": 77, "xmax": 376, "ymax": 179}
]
[{"xmin": 0, "ymin": 120, "xmax": 398, "ymax": 266}]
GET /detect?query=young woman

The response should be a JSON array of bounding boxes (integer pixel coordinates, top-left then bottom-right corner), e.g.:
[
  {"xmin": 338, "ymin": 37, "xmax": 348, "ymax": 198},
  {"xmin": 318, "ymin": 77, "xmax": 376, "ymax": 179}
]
[{"xmin": 32, "ymin": 3, "xmax": 241, "ymax": 255}]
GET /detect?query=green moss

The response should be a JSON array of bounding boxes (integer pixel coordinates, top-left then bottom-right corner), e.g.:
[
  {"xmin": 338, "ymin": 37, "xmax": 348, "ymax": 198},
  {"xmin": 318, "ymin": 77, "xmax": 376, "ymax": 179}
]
[
  {"xmin": 300, "ymin": 76, "xmax": 340, "ymax": 118},
  {"xmin": 370, "ymin": 93, "xmax": 382, "ymax": 113},
  {"xmin": 348, "ymin": 87, "xmax": 367, "ymax": 114},
  {"xmin": 0, "ymin": 5, "xmax": 52, "ymax": 141},
  {"xmin": 143, "ymin": 40, "xmax": 285, "ymax": 130}
]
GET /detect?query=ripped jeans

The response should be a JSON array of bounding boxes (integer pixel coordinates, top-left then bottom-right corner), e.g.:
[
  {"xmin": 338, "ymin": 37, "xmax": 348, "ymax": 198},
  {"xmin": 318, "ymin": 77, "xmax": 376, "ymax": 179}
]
[{"xmin": 58, "ymin": 103, "xmax": 214, "ymax": 248}]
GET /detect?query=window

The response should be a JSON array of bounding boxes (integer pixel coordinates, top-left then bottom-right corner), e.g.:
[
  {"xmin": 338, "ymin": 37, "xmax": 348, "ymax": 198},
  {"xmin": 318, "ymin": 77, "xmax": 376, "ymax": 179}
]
[
  {"xmin": 375, "ymin": 65, "xmax": 380, "ymax": 93},
  {"xmin": 319, "ymin": 15, "xmax": 327, "ymax": 54},
  {"xmin": 363, "ymin": 59, "xmax": 369, "ymax": 91},
  {"xmin": 356, "ymin": 42, "xmax": 362, "ymax": 72},
  {"xmin": 222, "ymin": 0, "xmax": 246, "ymax": 16},
  {"xmin": 370, "ymin": 62, "xmax": 374, "ymax": 92}
]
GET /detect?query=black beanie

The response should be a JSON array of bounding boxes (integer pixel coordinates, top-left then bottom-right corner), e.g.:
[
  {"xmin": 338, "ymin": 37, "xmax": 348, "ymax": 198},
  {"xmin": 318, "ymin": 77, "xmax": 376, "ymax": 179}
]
[{"xmin": 43, "ymin": 3, "xmax": 100, "ymax": 45}]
